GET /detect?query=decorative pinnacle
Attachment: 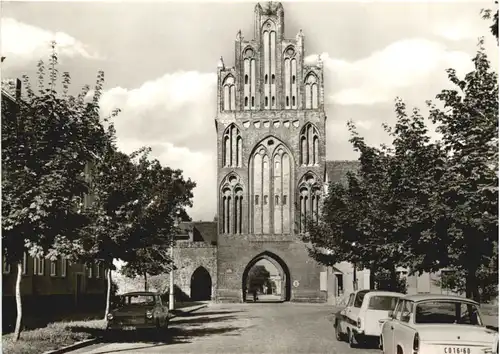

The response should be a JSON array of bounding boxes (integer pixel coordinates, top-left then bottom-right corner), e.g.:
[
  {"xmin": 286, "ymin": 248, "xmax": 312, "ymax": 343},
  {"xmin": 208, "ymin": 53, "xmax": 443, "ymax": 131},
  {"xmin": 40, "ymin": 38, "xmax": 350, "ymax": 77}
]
[
  {"xmin": 236, "ymin": 29, "xmax": 242, "ymax": 41},
  {"xmin": 218, "ymin": 56, "xmax": 225, "ymax": 70}
]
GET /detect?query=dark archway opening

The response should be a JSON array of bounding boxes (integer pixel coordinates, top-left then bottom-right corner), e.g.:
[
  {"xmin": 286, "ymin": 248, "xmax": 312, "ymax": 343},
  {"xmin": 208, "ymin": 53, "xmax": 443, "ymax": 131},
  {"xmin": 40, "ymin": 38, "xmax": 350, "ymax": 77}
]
[
  {"xmin": 190, "ymin": 267, "xmax": 212, "ymax": 301},
  {"xmin": 242, "ymin": 251, "xmax": 291, "ymax": 303}
]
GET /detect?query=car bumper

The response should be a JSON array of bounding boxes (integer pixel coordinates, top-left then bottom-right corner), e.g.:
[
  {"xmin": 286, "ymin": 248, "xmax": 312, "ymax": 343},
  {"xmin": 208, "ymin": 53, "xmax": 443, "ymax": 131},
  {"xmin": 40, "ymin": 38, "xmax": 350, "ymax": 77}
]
[{"xmin": 106, "ymin": 321, "xmax": 158, "ymax": 330}]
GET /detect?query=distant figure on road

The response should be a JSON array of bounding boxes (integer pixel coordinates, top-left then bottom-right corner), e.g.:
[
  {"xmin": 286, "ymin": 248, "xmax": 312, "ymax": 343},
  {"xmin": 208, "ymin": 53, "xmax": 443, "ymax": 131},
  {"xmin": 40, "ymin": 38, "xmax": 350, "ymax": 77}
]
[{"xmin": 253, "ymin": 289, "xmax": 258, "ymax": 302}]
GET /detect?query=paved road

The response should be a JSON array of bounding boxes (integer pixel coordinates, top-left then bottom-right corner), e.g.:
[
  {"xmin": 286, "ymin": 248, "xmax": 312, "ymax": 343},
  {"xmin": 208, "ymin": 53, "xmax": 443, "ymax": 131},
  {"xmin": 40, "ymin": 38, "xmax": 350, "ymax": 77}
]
[{"xmin": 70, "ymin": 303, "xmax": 380, "ymax": 354}]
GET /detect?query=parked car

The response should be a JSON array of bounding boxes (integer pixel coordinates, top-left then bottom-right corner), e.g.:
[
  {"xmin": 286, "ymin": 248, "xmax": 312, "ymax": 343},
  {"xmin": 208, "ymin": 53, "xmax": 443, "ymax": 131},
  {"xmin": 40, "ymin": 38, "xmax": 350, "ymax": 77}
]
[
  {"xmin": 334, "ymin": 289, "xmax": 404, "ymax": 347},
  {"xmin": 106, "ymin": 291, "xmax": 169, "ymax": 331},
  {"xmin": 380, "ymin": 294, "xmax": 498, "ymax": 354}
]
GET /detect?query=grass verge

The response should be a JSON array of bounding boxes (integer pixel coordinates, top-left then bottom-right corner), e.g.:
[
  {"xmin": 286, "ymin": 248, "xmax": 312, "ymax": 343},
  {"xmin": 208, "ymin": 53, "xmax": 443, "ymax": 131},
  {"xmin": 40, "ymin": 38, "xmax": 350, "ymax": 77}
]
[{"xmin": 2, "ymin": 319, "xmax": 106, "ymax": 354}]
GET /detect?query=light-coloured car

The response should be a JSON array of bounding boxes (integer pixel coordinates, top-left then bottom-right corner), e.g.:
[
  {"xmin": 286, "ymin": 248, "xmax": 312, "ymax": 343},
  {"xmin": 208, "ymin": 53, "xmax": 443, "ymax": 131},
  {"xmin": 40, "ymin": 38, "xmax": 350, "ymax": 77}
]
[
  {"xmin": 380, "ymin": 294, "xmax": 498, "ymax": 354},
  {"xmin": 106, "ymin": 291, "xmax": 169, "ymax": 331},
  {"xmin": 334, "ymin": 289, "xmax": 404, "ymax": 347}
]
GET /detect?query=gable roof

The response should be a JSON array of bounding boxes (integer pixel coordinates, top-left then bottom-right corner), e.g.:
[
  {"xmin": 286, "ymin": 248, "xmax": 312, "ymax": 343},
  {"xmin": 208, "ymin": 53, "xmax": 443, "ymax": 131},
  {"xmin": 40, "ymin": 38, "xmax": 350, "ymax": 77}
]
[{"xmin": 324, "ymin": 160, "xmax": 360, "ymax": 186}]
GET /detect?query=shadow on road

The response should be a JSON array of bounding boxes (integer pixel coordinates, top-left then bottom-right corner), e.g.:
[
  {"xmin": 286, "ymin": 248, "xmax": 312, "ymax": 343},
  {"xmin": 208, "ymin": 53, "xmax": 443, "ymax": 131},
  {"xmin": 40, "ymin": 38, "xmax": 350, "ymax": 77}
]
[{"xmin": 67, "ymin": 310, "xmax": 245, "ymax": 350}]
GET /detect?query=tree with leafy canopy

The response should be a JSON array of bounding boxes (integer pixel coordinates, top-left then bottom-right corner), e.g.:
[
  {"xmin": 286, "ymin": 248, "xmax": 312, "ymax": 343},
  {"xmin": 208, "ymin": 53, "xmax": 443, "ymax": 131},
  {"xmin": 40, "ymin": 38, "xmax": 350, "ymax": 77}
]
[
  {"xmin": 424, "ymin": 39, "xmax": 498, "ymax": 302},
  {"xmin": 247, "ymin": 265, "xmax": 271, "ymax": 294},
  {"xmin": 306, "ymin": 39, "xmax": 497, "ymax": 301},
  {"xmin": 1, "ymin": 44, "xmax": 110, "ymax": 341},
  {"xmin": 481, "ymin": 1, "xmax": 499, "ymax": 41},
  {"xmin": 78, "ymin": 145, "xmax": 196, "ymax": 318}
]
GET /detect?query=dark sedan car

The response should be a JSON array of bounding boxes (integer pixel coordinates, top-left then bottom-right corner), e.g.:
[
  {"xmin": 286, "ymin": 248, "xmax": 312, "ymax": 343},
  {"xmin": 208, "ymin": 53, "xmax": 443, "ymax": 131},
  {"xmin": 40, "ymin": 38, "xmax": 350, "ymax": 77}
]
[{"xmin": 106, "ymin": 291, "xmax": 170, "ymax": 331}]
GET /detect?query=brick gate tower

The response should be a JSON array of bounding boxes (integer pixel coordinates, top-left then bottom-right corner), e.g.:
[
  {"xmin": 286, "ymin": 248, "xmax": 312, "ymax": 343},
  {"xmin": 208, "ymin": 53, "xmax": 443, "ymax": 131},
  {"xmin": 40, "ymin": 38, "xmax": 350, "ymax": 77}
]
[{"xmin": 215, "ymin": 1, "xmax": 327, "ymax": 303}]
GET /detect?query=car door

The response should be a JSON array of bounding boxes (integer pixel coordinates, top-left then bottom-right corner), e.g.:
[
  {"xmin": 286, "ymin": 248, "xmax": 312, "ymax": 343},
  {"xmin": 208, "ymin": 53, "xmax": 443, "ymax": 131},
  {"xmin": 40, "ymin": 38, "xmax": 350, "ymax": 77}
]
[
  {"xmin": 383, "ymin": 298, "xmax": 403, "ymax": 354},
  {"xmin": 340, "ymin": 293, "xmax": 355, "ymax": 332},
  {"xmin": 348, "ymin": 291, "xmax": 366, "ymax": 329},
  {"xmin": 393, "ymin": 300, "xmax": 415, "ymax": 353}
]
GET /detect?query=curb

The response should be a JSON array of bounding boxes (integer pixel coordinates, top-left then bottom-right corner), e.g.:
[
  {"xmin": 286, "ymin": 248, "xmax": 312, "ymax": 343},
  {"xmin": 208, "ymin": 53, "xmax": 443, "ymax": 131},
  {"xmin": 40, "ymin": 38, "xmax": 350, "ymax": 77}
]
[
  {"xmin": 42, "ymin": 338, "xmax": 99, "ymax": 354},
  {"xmin": 42, "ymin": 305, "xmax": 208, "ymax": 354}
]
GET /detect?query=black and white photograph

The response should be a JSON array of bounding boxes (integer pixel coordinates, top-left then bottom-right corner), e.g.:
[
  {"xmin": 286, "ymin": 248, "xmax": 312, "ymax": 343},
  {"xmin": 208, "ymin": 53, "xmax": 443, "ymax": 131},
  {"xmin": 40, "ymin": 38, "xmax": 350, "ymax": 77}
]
[{"xmin": 1, "ymin": 1, "xmax": 499, "ymax": 353}]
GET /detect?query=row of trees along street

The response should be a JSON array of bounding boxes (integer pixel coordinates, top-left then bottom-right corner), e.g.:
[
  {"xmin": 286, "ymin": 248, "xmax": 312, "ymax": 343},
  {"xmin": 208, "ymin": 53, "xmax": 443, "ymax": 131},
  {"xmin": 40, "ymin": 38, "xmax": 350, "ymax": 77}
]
[
  {"xmin": 303, "ymin": 7, "xmax": 498, "ymax": 303},
  {"xmin": 2, "ymin": 42, "xmax": 196, "ymax": 341}
]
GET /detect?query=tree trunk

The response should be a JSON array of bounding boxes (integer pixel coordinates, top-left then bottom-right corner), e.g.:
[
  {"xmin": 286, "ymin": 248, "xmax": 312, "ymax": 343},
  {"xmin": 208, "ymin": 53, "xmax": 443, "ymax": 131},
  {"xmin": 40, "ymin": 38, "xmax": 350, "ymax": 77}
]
[
  {"xmin": 353, "ymin": 263, "xmax": 358, "ymax": 291},
  {"xmin": 369, "ymin": 265, "xmax": 377, "ymax": 290},
  {"xmin": 104, "ymin": 268, "xmax": 112, "ymax": 320},
  {"xmin": 466, "ymin": 267, "xmax": 480, "ymax": 302},
  {"xmin": 389, "ymin": 266, "xmax": 398, "ymax": 292},
  {"xmin": 13, "ymin": 261, "xmax": 23, "ymax": 342},
  {"xmin": 144, "ymin": 272, "xmax": 148, "ymax": 291}
]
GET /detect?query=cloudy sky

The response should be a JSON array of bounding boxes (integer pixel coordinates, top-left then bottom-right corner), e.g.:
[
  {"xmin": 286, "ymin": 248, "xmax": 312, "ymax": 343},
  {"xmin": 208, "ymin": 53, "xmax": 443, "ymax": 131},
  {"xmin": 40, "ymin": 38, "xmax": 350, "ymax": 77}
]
[{"xmin": 2, "ymin": 0, "xmax": 498, "ymax": 221}]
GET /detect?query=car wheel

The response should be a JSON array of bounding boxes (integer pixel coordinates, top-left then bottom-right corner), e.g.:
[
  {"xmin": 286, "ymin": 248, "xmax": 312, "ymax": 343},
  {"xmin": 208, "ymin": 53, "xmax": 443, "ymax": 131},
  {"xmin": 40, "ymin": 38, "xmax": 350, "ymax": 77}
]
[
  {"xmin": 335, "ymin": 321, "xmax": 344, "ymax": 341},
  {"xmin": 349, "ymin": 330, "xmax": 359, "ymax": 348}
]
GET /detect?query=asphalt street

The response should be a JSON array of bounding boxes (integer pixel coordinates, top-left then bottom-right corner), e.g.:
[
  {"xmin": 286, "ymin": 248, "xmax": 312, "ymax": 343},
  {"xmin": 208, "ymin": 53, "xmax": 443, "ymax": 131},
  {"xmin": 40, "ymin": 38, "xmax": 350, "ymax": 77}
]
[{"xmin": 69, "ymin": 303, "xmax": 381, "ymax": 354}]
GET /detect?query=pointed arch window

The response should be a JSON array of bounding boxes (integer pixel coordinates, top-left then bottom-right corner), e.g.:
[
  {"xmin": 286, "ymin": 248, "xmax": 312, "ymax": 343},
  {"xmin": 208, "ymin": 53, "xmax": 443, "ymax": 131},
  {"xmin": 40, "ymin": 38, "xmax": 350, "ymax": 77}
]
[
  {"xmin": 297, "ymin": 172, "xmax": 322, "ymax": 233},
  {"xmin": 220, "ymin": 174, "xmax": 244, "ymax": 235},
  {"xmin": 305, "ymin": 73, "xmax": 319, "ymax": 109},
  {"xmin": 250, "ymin": 138, "xmax": 292, "ymax": 235},
  {"xmin": 222, "ymin": 124, "xmax": 242, "ymax": 167},
  {"xmin": 222, "ymin": 75, "xmax": 236, "ymax": 111},
  {"xmin": 243, "ymin": 48, "xmax": 256, "ymax": 111},
  {"xmin": 263, "ymin": 21, "xmax": 276, "ymax": 110},
  {"xmin": 299, "ymin": 123, "xmax": 320, "ymax": 166},
  {"xmin": 284, "ymin": 47, "xmax": 297, "ymax": 110}
]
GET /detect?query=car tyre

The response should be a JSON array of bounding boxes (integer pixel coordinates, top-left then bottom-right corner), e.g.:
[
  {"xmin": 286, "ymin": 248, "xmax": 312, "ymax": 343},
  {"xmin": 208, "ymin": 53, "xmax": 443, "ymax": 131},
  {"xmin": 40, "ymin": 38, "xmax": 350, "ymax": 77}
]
[{"xmin": 335, "ymin": 321, "xmax": 344, "ymax": 342}]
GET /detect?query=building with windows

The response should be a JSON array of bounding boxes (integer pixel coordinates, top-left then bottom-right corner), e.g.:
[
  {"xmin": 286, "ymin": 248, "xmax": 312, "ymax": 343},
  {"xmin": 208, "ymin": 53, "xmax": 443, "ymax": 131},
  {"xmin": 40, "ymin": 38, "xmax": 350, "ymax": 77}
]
[{"xmin": 1, "ymin": 79, "xmax": 108, "ymax": 331}]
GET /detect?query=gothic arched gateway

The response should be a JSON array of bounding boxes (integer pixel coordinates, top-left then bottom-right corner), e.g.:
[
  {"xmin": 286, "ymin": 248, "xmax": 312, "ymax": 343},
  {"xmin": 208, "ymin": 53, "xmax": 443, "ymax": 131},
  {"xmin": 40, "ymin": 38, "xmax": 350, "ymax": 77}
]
[
  {"xmin": 242, "ymin": 251, "xmax": 291, "ymax": 302},
  {"xmin": 190, "ymin": 266, "xmax": 212, "ymax": 301}
]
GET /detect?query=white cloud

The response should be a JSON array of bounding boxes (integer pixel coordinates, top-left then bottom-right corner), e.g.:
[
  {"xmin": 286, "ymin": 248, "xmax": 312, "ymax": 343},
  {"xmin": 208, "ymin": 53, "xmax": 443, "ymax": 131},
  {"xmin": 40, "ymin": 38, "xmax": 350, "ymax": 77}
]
[
  {"xmin": 1, "ymin": 17, "xmax": 101, "ymax": 62},
  {"xmin": 308, "ymin": 38, "xmax": 473, "ymax": 106},
  {"xmin": 101, "ymin": 71, "xmax": 218, "ymax": 221}
]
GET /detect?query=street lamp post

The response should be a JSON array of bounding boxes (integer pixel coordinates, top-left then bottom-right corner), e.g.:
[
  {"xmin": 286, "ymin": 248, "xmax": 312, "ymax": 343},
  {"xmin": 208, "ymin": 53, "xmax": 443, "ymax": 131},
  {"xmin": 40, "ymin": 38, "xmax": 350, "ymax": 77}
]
[
  {"xmin": 169, "ymin": 244, "xmax": 174, "ymax": 310},
  {"xmin": 352, "ymin": 242, "xmax": 358, "ymax": 291},
  {"xmin": 169, "ymin": 211, "xmax": 180, "ymax": 311}
]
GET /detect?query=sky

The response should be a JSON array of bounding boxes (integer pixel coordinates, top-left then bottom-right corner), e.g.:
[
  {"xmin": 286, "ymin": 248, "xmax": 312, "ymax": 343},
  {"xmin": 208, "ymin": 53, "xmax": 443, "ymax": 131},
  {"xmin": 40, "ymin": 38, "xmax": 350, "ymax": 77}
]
[{"xmin": 1, "ymin": 0, "xmax": 498, "ymax": 222}]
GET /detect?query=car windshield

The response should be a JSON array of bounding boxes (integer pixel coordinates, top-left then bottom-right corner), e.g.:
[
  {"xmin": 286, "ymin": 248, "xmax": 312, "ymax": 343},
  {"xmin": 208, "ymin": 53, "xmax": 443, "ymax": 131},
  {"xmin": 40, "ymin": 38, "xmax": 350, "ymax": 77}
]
[
  {"xmin": 414, "ymin": 301, "xmax": 483, "ymax": 326},
  {"xmin": 123, "ymin": 295, "xmax": 156, "ymax": 306},
  {"xmin": 368, "ymin": 296, "xmax": 400, "ymax": 311}
]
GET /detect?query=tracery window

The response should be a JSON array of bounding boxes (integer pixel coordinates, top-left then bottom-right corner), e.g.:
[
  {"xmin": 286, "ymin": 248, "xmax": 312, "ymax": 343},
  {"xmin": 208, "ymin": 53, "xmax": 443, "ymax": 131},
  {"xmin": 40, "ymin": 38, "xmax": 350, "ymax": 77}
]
[
  {"xmin": 223, "ymin": 124, "xmax": 242, "ymax": 168},
  {"xmin": 243, "ymin": 47, "xmax": 256, "ymax": 110},
  {"xmin": 297, "ymin": 172, "xmax": 322, "ymax": 233},
  {"xmin": 299, "ymin": 123, "xmax": 319, "ymax": 166},
  {"xmin": 220, "ymin": 174, "xmax": 243, "ymax": 234},
  {"xmin": 222, "ymin": 75, "xmax": 236, "ymax": 111},
  {"xmin": 304, "ymin": 73, "xmax": 319, "ymax": 109},
  {"xmin": 262, "ymin": 20, "xmax": 277, "ymax": 109},
  {"xmin": 250, "ymin": 137, "xmax": 292, "ymax": 234}
]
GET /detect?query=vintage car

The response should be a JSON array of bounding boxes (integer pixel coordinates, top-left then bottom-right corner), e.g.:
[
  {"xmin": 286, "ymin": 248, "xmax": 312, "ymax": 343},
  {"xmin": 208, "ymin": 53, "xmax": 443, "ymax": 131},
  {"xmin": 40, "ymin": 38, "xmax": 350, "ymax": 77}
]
[
  {"xmin": 334, "ymin": 289, "xmax": 404, "ymax": 347},
  {"xmin": 380, "ymin": 294, "xmax": 498, "ymax": 354},
  {"xmin": 106, "ymin": 291, "xmax": 170, "ymax": 331}
]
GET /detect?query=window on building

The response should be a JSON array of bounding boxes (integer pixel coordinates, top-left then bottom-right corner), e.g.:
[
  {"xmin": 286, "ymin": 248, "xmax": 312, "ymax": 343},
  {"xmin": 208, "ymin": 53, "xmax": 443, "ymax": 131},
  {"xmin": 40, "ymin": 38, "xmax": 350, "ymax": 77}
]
[
  {"xmin": 263, "ymin": 195, "xmax": 268, "ymax": 205},
  {"xmin": 286, "ymin": 96, "xmax": 289, "ymax": 106},
  {"xmin": 96, "ymin": 263, "xmax": 100, "ymax": 278},
  {"xmin": 50, "ymin": 260, "xmax": 57, "ymax": 276},
  {"xmin": 292, "ymin": 75, "xmax": 296, "ymax": 84},
  {"xmin": 251, "ymin": 97, "xmax": 255, "ymax": 107},
  {"xmin": 282, "ymin": 195, "xmax": 287, "ymax": 205},
  {"xmin": 271, "ymin": 74, "xmax": 275, "ymax": 84},
  {"xmin": 275, "ymin": 195, "xmax": 280, "ymax": 204},
  {"xmin": 272, "ymin": 96, "xmax": 275, "ymax": 106},
  {"xmin": 245, "ymin": 96, "xmax": 248, "ymax": 107},
  {"xmin": 265, "ymin": 97, "xmax": 269, "ymax": 107},
  {"xmin": 254, "ymin": 195, "xmax": 259, "ymax": 205},
  {"xmin": 61, "ymin": 257, "xmax": 67, "ymax": 277},
  {"xmin": 245, "ymin": 75, "xmax": 248, "ymax": 84},
  {"xmin": 34, "ymin": 257, "xmax": 44, "ymax": 276},
  {"xmin": 265, "ymin": 74, "xmax": 268, "ymax": 84}
]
